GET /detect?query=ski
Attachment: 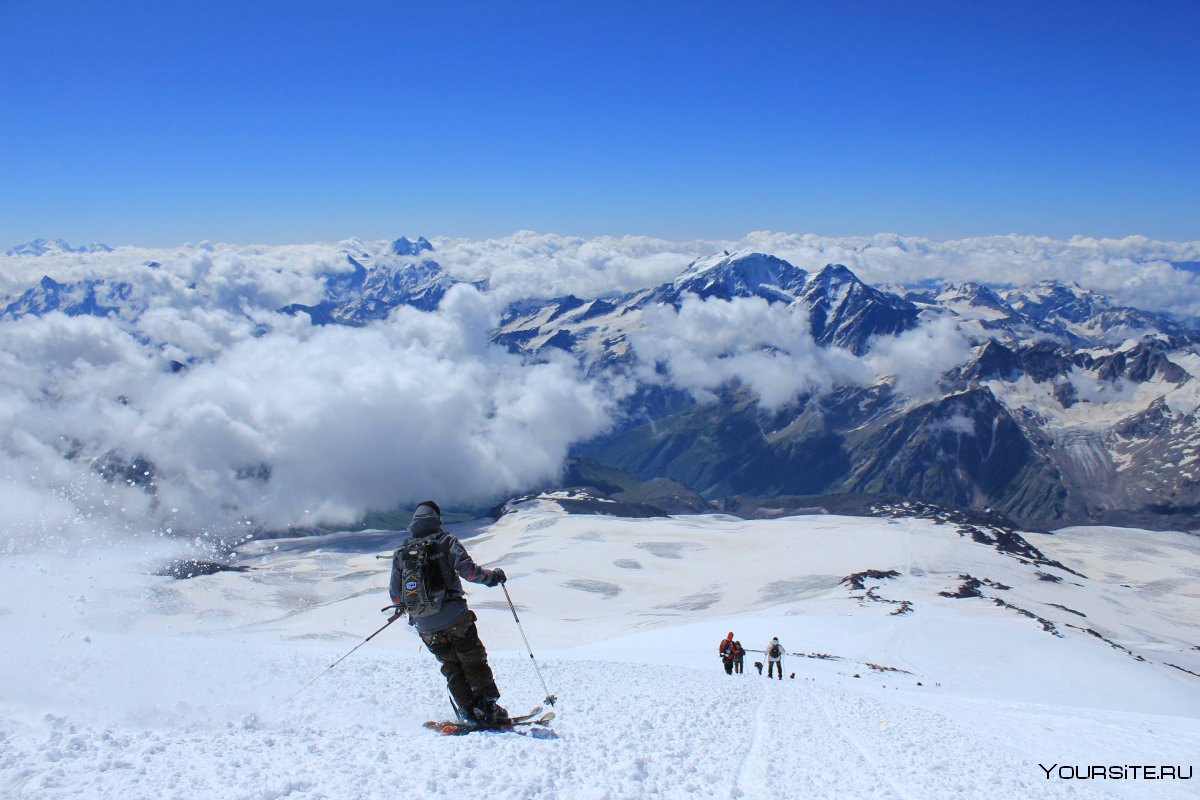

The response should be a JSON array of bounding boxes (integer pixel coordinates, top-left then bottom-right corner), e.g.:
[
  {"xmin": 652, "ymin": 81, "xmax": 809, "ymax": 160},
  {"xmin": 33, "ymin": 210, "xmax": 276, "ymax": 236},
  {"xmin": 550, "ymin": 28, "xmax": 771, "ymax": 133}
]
[
  {"xmin": 455, "ymin": 705, "xmax": 544, "ymax": 725},
  {"xmin": 423, "ymin": 710, "xmax": 555, "ymax": 736},
  {"xmin": 507, "ymin": 705, "xmax": 544, "ymax": 724}
]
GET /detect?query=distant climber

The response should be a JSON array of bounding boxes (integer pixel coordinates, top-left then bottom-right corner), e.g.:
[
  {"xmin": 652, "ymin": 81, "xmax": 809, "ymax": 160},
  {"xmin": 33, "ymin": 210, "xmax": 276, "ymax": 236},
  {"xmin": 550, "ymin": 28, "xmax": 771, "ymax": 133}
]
[
  {"xmin": 766, "ymin": 636, "xmax": 784, "ymax": 680},
  {"xmin": 719, "ymin": 631, "xmax": 736, "ymax": 675},
  {"xmin": 731, "ymin": 640, "xmax": 745, "ymax": 674}
]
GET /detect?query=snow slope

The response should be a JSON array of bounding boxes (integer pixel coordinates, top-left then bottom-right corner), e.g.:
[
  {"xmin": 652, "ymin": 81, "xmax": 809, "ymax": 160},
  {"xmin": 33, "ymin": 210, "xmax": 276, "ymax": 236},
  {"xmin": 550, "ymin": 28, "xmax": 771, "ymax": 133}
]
[{"xmin": 1, "ymin": 503, "xmax": 1197, "ymax": 799}]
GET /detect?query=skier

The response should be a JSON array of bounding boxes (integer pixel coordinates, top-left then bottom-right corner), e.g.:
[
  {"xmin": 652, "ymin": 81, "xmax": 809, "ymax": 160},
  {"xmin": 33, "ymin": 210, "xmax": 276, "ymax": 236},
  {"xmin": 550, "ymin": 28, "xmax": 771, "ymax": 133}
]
[
  {"xmin": 719, "ymin": 631, "xmax": 735, "ymax": 675},
  {"xmin": 731, "ymin": 640, "xmax": 745, "ymax": 674},
  {"xmin": 388, "ymin": 500, "xmax": 510, "ymax": 724},
  {"xmin": 765, "ymin": 636, "xmax": 784, "ymax": 680}
]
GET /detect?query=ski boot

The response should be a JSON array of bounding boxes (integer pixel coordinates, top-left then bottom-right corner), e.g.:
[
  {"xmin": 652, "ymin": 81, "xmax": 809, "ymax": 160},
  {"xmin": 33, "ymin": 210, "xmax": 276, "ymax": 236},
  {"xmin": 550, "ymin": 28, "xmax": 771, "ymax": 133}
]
[{"xmin": 471, "ymin": 697, "xmax": 510, "ymax": 725}]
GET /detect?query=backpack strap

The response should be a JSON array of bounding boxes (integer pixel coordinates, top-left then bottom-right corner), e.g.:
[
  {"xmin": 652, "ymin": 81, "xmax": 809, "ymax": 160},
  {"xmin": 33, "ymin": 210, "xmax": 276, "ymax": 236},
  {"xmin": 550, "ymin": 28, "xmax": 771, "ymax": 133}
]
[{"xmin": 433, "ymin": 533, "xmax": 465, "ymax": 603}]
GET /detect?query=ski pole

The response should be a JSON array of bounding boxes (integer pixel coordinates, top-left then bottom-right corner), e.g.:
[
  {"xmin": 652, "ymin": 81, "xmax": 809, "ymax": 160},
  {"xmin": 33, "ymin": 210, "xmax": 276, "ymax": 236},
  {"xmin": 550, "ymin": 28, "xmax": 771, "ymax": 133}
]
[
  {"xmin": 501, "ymin": 583, "xmax": 557, "ymax": 706},
  {"xmin": 286, "ymin": 605, "xmax": 403, "ymax": 703}
]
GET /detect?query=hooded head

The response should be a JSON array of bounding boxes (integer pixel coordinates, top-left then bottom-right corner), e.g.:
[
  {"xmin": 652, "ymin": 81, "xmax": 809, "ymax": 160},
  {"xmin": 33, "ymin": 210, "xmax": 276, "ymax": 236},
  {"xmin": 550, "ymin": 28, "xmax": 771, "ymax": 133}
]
[
  {"xmin": 410, "ymin": 500, "xmax": 442, "ymax": 538},
  {"xmin": 726, "ymin": 631, "xmax": 734, "ymax": 639}
]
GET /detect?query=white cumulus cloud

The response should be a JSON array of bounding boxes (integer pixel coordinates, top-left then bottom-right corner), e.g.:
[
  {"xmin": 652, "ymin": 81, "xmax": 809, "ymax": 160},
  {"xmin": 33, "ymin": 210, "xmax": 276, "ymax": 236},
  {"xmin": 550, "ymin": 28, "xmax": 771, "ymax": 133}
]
[
  {"xmin": 630, "ymin": 296, "xmax": 872, "ymax": 409},
  {"xmin": 0, "ymin": 285, "xmax": 618, "ymax": 540}
]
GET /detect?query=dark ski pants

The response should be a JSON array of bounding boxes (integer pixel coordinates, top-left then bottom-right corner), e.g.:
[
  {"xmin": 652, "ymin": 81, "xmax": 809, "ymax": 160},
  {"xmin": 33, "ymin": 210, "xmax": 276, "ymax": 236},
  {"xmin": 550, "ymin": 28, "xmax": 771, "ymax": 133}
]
[
  {"xmin": 768, "ymin": 660, "xmax": 782, "ymax": 679},
  {"xmin": 733, "ymin": 658, "xmax": 744, "ymax": 674},
  {"xmin": 723, "ymin": 657, "xmax": 733, "ymax": 675},
  {"xmin": 419, "ymin": 610, "xmax": 500, "ymax": 713}
]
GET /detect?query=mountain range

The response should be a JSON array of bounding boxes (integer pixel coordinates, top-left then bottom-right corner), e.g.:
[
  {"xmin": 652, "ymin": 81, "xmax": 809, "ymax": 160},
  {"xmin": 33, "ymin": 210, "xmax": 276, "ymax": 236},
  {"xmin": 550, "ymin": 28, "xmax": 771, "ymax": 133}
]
[{"xmin": 5, "ymin": 237, "xmax": 1200, "ymax": 530}]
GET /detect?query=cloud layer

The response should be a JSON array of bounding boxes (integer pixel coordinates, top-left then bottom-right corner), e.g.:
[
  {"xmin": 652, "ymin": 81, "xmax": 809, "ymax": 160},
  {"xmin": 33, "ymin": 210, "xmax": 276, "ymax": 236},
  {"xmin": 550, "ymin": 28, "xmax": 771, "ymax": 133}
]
[
  {"xmin": 2, "ymin": 230, "xmax": 1198, "ymax": 544},
  {"xmin": 630, "ymin": 297, "xmax": 976, "ymax": 408},
  {"xmin": 0, "ymin": 284, "xmax": 617, "ymax": 542},
  {"xmin": 431, "ymin": 230, "xmax": 1200, "ymax": 316},
  {"xmin": 6, "ymin": 231, "xmax": 1200, "ymax": 313},
  {"xmin": 630, "ymin": 296, "xmax": 871, "ymax": 409}
]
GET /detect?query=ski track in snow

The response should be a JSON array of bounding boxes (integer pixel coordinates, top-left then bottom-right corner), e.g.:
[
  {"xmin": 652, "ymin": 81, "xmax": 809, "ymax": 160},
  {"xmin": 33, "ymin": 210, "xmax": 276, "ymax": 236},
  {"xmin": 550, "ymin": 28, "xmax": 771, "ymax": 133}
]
[
  {"xmin": 799, "ymin": 681, "xmax": 1115, "ymax": 800},
  {"xmin": 3, "ymin": 646, "xmax": 1181, "ymax": 800},
  {"xmin": 730, "ymin": 678, "xmax": 768, "ymax": 799}
]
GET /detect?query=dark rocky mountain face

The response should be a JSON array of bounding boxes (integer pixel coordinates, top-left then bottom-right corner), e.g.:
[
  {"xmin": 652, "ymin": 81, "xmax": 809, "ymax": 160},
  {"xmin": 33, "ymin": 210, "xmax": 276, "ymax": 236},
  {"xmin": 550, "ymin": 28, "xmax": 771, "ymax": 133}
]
[
  {"xmin": 839, "ymin": 388, "xmax": 1067, "ymax": 520},
  {"xmin": 389, "ymin": 236, "xmax": 433, "ymax": 256},
  {"xmin": 961, "ymin": 340, "xmax": 1021, "ymax": 382},
  {"xmin": 799, "ymin": 264, "xmax": 920, "ymax": 354},
  {"xmin": 999, "ymin": 281, "xmax": 1184, "ymax": 341},
  {"xmin": 533, "ymin": 260, "xmax": 1200, "ymax": 525},
  {"xmin": 580, "ymin": 384, "xmax": 1069, "ymax": 521},
  {"xmin": 578, "ymin": 389, "xmax": 851, "ymax": 498}
]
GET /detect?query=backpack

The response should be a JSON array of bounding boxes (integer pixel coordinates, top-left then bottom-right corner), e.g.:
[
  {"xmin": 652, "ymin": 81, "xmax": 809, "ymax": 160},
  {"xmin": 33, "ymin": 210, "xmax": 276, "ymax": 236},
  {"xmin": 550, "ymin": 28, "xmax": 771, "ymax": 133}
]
[
  {"xmin": 394, "ymin": 535, "xmax": 459, "ymax": 618},
  {"xmin": 769, "ymin": 642, "xmax": 781, "ymax": 658}
]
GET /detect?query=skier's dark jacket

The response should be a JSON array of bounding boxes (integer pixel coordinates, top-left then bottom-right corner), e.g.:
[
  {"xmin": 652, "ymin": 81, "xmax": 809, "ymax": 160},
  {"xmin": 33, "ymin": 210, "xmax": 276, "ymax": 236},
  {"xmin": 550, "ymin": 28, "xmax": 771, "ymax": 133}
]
[{"xmin": 388, "ymin": 524, "xmax": 499, "ymax": 634}]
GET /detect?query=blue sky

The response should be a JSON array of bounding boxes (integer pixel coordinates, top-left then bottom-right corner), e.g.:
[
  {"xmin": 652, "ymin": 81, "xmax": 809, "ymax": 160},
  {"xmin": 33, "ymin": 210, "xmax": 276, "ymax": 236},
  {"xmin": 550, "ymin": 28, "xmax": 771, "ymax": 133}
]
[{"xmin": 1, "ymin": 0, "xmax": 1197, "ymax": 246}]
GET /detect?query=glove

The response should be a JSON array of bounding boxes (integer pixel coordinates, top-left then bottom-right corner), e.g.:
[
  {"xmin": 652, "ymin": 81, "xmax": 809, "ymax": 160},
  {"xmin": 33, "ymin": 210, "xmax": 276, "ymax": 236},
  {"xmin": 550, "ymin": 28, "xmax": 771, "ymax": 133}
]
[{"xmin": 486, "ymin": 568, "xmax": 507, "ymax": 587}]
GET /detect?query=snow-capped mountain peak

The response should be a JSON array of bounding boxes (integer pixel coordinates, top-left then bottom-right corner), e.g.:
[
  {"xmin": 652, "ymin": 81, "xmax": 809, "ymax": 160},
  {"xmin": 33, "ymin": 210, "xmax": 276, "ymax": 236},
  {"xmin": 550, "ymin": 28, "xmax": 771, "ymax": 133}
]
[
  {"xmin": 5, "ymin": 238, "xmax": 113, "ymax": 256},
  {"xmin": 1006, "ymin": 279, "xmax": 1108, "ymax": 322},
  {"xmin": 999, "ymin": 279, "xmax": 1181, "ymax": 342},
  {"xmin": 1, "ymin": 273, "xmax": 134, "ymax": 320},
  {"xmin": 797, "ymin": 263, "xmax": 921, "ymax": 353},
  {"xmin": 389, "ymin": 235, "xmax": 434, "ymax": 256},
  {"xmin": 934, "ymin": 281, "xmax": 1016, "ymax": 317},
  {"xmin": 280, "ymin": 254, "xmax": 460, "ymax": 325},
  {"xmin": 665, "ymin": 250, "xmax": 808, "ymax": 303}
]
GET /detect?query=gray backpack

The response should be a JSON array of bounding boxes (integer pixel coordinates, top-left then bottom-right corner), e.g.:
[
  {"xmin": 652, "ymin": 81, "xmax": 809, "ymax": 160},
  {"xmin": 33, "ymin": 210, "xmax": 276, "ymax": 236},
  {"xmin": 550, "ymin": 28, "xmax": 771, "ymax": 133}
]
[{"xmin": 394, "ymin": 535, "xmax": 458, "ymax": 618}]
